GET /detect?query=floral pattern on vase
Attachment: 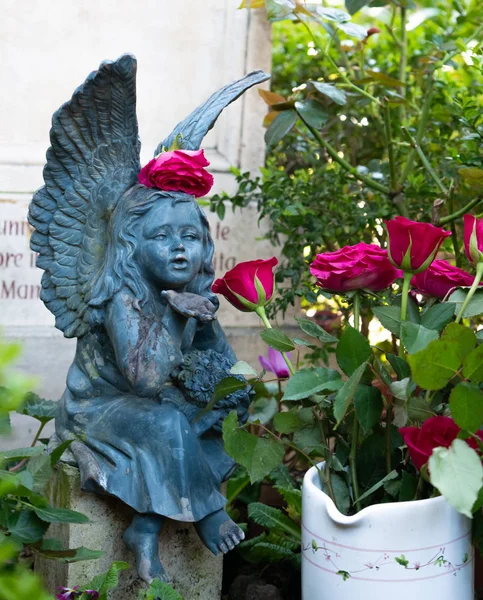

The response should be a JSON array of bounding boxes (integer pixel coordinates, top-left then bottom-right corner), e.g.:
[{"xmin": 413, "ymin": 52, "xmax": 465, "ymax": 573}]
[{"xmin": 302, "ymin": 463, "xmax": 474, "ymax": 599}]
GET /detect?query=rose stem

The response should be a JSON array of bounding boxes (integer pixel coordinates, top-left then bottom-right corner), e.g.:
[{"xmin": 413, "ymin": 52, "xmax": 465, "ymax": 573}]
[
  {"xmin": 350, "ymin": 292, "xmax": 362, "ymax": 513},
  {"xmin": 255, "ymin": 306, "xmax": 296, "ymax": 376},
  {"xmin": 398, "ymin": 271, "xmax": 413, "ymax": 357},
  {"xmin": 455, "ymin": 262, "xmax": 483, "ymax": 323}
]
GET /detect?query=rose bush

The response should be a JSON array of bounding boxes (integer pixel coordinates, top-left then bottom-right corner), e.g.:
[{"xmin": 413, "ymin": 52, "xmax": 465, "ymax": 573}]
[
  {"xmin": 212, "ymin": 257, "xmax": 278, "ymax": 312},
  {"xmin": 138, "ymin": 149, "xmax": 214, "ymax": 198},
  {"xmin": 411, "ymin": 260, "xmax": 476, "ymax": 299},
  {"xmin": 216, "ymin": 213, "xmax": 483, "ymax": 532},
  {"xmin": 310, "ymin": 242, "xmax": 401, "ymax": 293},
  {"xmin": 385, "ymin": 216, "xmax": 451, "ymax": 273}
]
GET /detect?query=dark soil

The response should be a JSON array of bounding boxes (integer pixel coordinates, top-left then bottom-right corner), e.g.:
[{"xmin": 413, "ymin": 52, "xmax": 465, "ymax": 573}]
[{"xmin": 221, "ymin": 550, "xmax": 301, "ymax": 600}]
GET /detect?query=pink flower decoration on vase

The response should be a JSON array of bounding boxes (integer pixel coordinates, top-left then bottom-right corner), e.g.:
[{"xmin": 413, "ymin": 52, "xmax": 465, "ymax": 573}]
[
  {"xmin": 310, "ymin": 242, "xmax": 401, "ymax": 293},
  {"xmin": 259, "ymin": 347, "xmax": 292, "ymax": 378},
  {"xmin": 212, "ymin": 257, "xmax": 278, "ymax": 312},
  {"xmin": 411, "ymin": 259, "xmax": 477, "ymax": 299},
  {"xmin": 138, "ymin": 149, "xmax": 214, "ymax": 198},
  {"xmin": 463, "ymin": 214, "xmax": 483, "ymax": 264},
  {"xmin": 385, "ymin": 216, "xmax": 451, "ymax": 273}
]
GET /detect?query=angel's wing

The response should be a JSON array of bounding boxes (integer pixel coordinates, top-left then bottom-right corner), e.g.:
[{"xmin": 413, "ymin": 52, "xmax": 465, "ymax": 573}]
[
  {"xmin": 155, "ymin": 70, "xmax": 270, "ymax": 154},
  {"xmin": 28, "ymin": 54, "xmax": 140, "ymax": 338}
]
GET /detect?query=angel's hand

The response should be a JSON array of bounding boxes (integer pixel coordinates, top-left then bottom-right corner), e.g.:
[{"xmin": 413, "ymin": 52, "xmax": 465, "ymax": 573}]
[{"xmin": 162, "ymin": 290, "xmax": 217, "ymax": 323}]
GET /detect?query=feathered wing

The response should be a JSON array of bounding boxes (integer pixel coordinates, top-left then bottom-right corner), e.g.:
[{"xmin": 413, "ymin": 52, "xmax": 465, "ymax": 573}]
[
  {"xmin": 154, "ymin": 70, "xmax": 270, "ymax": 154},
  {"xmin": 28, "ymin": 54, "xmax": 141, "ymax": 338}
]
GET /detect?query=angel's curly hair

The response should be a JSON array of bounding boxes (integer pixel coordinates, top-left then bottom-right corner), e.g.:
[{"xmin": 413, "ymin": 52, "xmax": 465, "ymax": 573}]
[{"xmin": 88, "ymin": 184, "xmax": 218, "ymax": 316}]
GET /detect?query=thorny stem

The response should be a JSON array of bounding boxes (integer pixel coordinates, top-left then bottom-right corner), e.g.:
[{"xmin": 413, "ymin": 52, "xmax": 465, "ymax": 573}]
[
  {"xmin": 440, "ymin": 196, "xmax": 483, "ymax": 226},
  {"xmin": 398, "ymin": 6, "xmax": 408, "ymax": 123},
  {"xmin": 255, "ymin": 306, "xmax": 296, "ymax": 376},
  {"xmin": 383, "ymin": 103, "xmax": 397, "ymax": 192},
  {"xmin": 448, "ymin": 189, "xmax": 463, "ymax": 267},
  {"xmin": 350, "ymin": 292, "xmax": 361, "ymax": 512},
  {"xmin": 317, "ymin": 416, "xmax": 339, "ymax": 511},
  {"xmin": 455, "ymin": 262, "xmax": 483, "ymax": 324},
  {"xmin": 9, "ymin": 421, "xmax": 46, "ymax": 473},
  {"xmin": 385, "ymin": 403, "xmax": 393, "ymax": 475},
  {"xmin": 298, "ymin": 114, "xmax": 391, "ymax": 195},
  {"xmin": 399, "ymin": 74, "xmax": 434, "ymax": 188},
  {"xmin": 399, "ymin": 272, "xmax": 412, "ymax": 357},
  {"xmin": 350, "ymin": 418, "xmax": 361, "ymax": 513},
  {"xmin": 401, "ymin": 127, "xmax": 448, "ymax": 196}
]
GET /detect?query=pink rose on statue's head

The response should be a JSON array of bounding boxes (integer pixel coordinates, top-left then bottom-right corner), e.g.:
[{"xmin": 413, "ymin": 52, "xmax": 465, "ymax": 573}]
[
  {"xmin": 400, "ymin": 416, "xmax": 483, "ymax": 471},
  {"xmin": 138, "ymin": 149, "xmax": 214, "ymax": 198},
  {"xmin": 310, "ymin": 242, "xmax": 401, "ymax": 293},
  {"xmin": 212, "ymin": 257, "xmax": 278, "ymax": 312},
  {"xmin": 464, "ymin": 214, "xmax": 483, "ymax": 264},
  {"xmin": 259, "ymin": 347, "xmax": 291, "ymax": 379},
  {"xmin": 385, "ymin": 216, "xmax": 451, "ymax": 273},
  {"xmin": 411, "ymin": 260, "xmax": 477, "ymax": 299}
]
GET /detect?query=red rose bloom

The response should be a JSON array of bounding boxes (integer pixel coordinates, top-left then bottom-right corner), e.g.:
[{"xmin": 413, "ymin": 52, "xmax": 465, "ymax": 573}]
[
  {"xmin": 411, "ymin": 259, "xmax": 477, "ymax": 299},
  {"xmin": 310, "ymin": 242, "xmax": 401, "ymax": 293},
  {"xmin": 385, "ymin": 216, "xmax": 451, "ymax": 273},
  {"xmin": 400, "ymin": 416, "xmax": 483, "ymax": 471},
  {"xmin": 212, "ymin": 257, "xmax": 278, "ymax": 312},
  {"xmin": 138, "ymin": 149, "xmax": 214, "ymax": 198},
  {"xmin": 464, "ymin": 214, "xmax": 483, "ymax": 264}
]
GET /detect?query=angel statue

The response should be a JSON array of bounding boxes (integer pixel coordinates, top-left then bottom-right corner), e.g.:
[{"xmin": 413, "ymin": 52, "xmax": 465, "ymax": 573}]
[{"xmin": 28, "ymin": 54, "xmax": 269, "ymax": 585}]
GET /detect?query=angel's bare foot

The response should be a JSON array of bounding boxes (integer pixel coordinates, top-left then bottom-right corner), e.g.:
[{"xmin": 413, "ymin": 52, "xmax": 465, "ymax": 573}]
[
  {"xmin": 123, "ymin": 514, "xmax": 170, "ymax": 585},
  {"xmin": 162, "ymin": 290, "xmax": 216, "ymax": 322},
  {"xmin": 194, "ymin": 509, "xmax": 245, "ymax": 555}
]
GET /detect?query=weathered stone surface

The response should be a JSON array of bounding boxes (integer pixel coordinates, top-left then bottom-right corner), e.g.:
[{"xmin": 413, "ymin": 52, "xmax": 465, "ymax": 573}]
[{"xmin": 36, "ymin": 463, "xmax": 223, "ymax": 599}]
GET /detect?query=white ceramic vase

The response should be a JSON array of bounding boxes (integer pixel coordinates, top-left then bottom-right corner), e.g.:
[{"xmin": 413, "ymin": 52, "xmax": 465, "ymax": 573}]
[{"xmin": 302, "ymin": 463, "xmax": 474, "ymax": 600}]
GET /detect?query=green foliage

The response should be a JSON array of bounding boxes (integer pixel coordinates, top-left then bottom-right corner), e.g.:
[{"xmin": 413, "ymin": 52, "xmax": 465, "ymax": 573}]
[
  {"xmin": 222, "ymin": 0, "xmax": 483, "ymax": 576},
  {"xmin": 429, "ymin": 440, "xmax": 483, "ymax": 518},
  {"xmin": 214, "ymin": 0, "xmax": 483, "ymax": 317},
  {"xmin": 400, "ymin": 322, "xmax": 439, "ymax": 354},
  {"xmin": 354, "ymin": 385, "xmax": 383, "ymax": 434},
  {"xmin": 449, "ymin": 383, "xmax": 483, "ymax": 433},
  {"xmin": 138, "ymin": 579, "xmax": 183, "ymax": 600},
  {"xmin": 0, "ymin": 337, "xmax": 105, "ymax": 600},
  {"xmin": 222, "ymin": 411, "xmax": 285, "ymax": 483},
  {"xmin": 333, "ymin": 362, "xmax": 368, "ymax": 424},
  {"xmin": 84, "ymin": 561, "xmax": 129, "ymax": 600},
  {"xmin": 281, "ymin": 367, "xmax": 342, "ymax": 401},
  {"xmin": 259, "ymin": 328, "xmax": 295, "ymax": 352},
  {"xmin": 407, "ymin": 338, "xmax": 461, "ymax": 390}
]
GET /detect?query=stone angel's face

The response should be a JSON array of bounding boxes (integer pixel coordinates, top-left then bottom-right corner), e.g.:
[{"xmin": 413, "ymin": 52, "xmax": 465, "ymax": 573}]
[{"xmin": 134, "ymin": 201, "xmax": 205, "ymax": 291}]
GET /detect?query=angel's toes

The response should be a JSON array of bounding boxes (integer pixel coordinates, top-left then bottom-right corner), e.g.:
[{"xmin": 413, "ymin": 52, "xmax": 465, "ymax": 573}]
[
  {"xmin": 217, "ymin": 521, "xmax": 245, "ymax": 554},
  {"xmin": 194, "ymin": 509, "xmax": 244, "ymax": 555}
]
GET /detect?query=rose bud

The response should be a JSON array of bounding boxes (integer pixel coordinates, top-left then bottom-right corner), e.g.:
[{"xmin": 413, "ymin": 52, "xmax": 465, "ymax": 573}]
[
  {"xmin": 310, "ymin": 242, "xmax": 401, "ymax": 293},
  {"xmin": 259, "ymin": 347, "xmax": 292, "ymax": 379},
  {"xmin": 212, "ymin": 257, "xmax": 278, "ymax": 312},
  {"xmin": 138, "ymin": 149, "xmax": 214, "ymax": 198},
  {"xmin": 385, "ymin": 216, "xmax": 451, "ymax": 274},
  {"xmin": 366, "ymin": 27, "xmax": 381, "ymax": 37},
  {"xmin": 464, "ymin": 214, "xmax": 483, "ymax": 264},
  {"xmin": 411, "ymin": 259, "xmax": 478, "ymax": 299}
]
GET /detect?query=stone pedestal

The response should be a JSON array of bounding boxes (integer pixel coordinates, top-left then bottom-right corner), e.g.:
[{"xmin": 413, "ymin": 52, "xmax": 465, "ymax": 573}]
[{"xmin": 36, "ymin": 464, "xmax": 223, "ymax": 599}]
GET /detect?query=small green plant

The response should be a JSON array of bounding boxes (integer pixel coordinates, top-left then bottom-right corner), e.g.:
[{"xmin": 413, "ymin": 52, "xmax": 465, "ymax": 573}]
[{"xmin": 0, "ymin": 338, "xmax": 102, "ymax": 600}]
